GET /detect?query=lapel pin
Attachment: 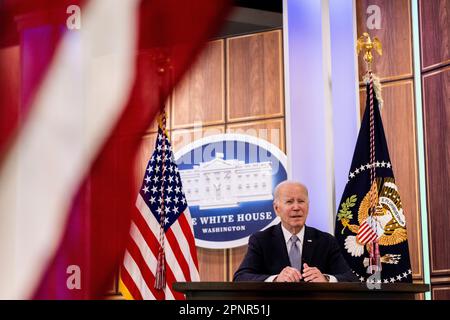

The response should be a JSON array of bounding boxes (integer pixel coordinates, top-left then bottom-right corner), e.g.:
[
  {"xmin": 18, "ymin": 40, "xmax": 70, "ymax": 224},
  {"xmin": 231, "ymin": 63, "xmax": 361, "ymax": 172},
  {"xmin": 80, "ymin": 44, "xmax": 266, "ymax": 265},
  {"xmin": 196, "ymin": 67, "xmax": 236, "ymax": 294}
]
[{"xmin": 307, "ymin": 239, "xmax": 312, "ymax": 242}]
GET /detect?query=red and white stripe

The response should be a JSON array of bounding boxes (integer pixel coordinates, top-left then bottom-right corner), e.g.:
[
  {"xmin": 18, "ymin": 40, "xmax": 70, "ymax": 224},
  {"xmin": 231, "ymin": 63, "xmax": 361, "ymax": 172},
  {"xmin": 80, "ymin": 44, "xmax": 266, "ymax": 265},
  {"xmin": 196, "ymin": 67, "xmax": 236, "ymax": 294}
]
[
  {"xmin": 0, "ymin": 0, "xmax": 139, "ymax": 299},
  {"xmin": 121, "ymin": 194, "xmax": 199, "ymax": 300},
  {"xmin": 0, "ymin": 0, "xmax": 228, "ymax": 300},
  {"xmin": 356, "ymin": 220, "xmax": 378, "ymax": 245}
]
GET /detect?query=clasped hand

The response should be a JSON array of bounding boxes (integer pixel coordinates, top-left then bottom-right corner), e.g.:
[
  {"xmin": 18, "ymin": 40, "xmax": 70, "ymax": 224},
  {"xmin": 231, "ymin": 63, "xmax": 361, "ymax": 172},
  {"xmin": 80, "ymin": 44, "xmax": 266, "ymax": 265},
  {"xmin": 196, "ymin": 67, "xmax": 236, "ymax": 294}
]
[{"xmin": 274, "ymin": 263, "xmax": 327, "ymax": 282}]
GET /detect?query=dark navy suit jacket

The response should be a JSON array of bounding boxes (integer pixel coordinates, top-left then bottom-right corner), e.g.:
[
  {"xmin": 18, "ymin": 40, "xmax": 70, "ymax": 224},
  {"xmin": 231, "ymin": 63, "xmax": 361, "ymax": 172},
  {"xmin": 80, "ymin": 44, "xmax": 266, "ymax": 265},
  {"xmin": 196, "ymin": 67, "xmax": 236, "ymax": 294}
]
[{"xmin": 233, "ymin": 223, "xmax": 358, "ymax": 282}]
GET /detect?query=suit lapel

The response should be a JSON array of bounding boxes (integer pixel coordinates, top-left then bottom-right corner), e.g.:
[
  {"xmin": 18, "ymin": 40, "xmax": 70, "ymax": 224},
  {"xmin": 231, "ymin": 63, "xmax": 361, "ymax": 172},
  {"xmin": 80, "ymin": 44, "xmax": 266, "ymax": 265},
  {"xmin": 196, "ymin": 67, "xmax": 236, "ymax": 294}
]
[
  {"xmin": 272, "ymin": 223, "xmax": 290, "ymax": 268},
  {"xmin": 301, "ymin": 226, "xmax": 315, "ymax": 269}
]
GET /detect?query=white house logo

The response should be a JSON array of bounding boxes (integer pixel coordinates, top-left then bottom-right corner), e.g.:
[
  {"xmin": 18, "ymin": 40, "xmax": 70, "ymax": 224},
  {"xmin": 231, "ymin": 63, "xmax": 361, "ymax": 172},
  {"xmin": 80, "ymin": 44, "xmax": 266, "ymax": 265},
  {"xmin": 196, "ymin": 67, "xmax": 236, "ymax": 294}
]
[
  {"xmin": 175, "ymin": 134, "xmax": 287, "ymax": 249},
  {"xmin": 180, "ymin": 152, "xmax": 273, "ymax": 209}
]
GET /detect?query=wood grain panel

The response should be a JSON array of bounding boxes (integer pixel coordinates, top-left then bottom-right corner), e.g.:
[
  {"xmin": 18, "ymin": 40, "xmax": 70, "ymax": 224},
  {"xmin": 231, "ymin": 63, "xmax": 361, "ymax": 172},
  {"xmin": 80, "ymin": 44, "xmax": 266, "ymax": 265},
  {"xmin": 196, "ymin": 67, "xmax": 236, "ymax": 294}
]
[
  {"xmin": 134, "ymin": 133, "xmax": 158, "ymax": 193},
  {"xmin": 197, "ymin": 248, "xmax": 227, "ymax": 281},
  {"xmin": 356, "ymin": 0, "xmax": 412, "ymax": 81},
  {"xmin": 171, "ymin": 125, "xmax": 225, "ymax": 152},
  {"xmin": 422, "ymin": 67, "xmax": 450, "ymax": 276},
  {"xmin": 226, "ymin": 118, "xmax": 285, "ymax": 152},
  {"xmin": 172, "ymin": 40, "xmax": 225, "ymax": 129},
  {"xmin": 432, "ymin": 286, "xmax": 450, "ymax": 300},
  {"xmin": 148, "ymin": 103, "xmax": 171, "ymax": 133},
  {"xmin": 419, "ymin": 0, "xmax": 450, "ymax": 70},
  {"xmin": 359, "ymin": 81, "xmax": 422, "ymax": 279},
  {"xmin": 227, "ymin": 30, "xmax": 284, "ymax": 122},
  {"xmin": 229, "ymin": 246, "xmax": 247, "ymax": 281},
  {"xmin": 379, "ymin": 81, "xmax": 422, "ymax": 279},
  {"xmin": 414, "ymin": 293, "xmax": 425, "ymax": 300},
  {"xmin": 431, "ymin": 276, "xmax": 450, "ymax": 284}
]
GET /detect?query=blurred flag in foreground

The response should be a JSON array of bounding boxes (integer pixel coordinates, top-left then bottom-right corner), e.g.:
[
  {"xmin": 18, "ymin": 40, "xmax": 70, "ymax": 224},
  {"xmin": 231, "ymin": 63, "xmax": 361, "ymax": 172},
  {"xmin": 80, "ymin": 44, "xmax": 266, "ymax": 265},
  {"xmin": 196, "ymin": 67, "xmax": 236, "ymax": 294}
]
[
  {"xmin": 120, "ymin": 113, "xmax": 199, "ymax": 300},
  {"xmin": 0, "ymin": 0, "xmax": 230, "ymax": 299}
]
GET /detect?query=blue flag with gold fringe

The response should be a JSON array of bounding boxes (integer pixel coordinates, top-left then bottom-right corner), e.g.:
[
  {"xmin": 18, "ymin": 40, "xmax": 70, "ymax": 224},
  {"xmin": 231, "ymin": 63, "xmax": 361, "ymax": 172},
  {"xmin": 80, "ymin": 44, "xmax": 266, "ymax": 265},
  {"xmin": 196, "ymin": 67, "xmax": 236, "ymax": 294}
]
[{"xmin": 334, "ymin": 76, "xmax": 412, "ymax": 284}]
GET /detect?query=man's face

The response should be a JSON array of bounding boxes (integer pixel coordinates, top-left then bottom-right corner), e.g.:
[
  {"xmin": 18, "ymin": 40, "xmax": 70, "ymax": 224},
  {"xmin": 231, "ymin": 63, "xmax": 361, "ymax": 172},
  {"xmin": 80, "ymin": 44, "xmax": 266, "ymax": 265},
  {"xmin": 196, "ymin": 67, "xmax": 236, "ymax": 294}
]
[{"xmin": 274, "ymin": 183, "xmax": 309, "ymax": 234}]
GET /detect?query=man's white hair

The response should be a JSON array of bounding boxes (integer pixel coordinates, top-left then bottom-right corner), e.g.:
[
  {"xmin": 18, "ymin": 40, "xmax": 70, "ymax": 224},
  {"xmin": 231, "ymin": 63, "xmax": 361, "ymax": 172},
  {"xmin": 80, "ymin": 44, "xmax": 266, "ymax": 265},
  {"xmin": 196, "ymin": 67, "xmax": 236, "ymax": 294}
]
[{"xmin": 273, "ymin": 180, "xmax": 309, "ymax": 204}]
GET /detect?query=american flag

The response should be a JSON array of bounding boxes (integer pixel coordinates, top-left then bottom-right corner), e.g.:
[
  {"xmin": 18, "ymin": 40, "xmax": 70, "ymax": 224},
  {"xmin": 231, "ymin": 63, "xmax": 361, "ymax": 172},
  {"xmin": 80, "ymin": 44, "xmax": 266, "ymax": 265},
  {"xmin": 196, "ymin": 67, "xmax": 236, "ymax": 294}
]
[
  {"xmin": 120, "ymin": 116, "xmax": 199, "ymax": 300},
  {"xmin": 0, "ymin": 0, "xmax": 228, "ymax": 299}
]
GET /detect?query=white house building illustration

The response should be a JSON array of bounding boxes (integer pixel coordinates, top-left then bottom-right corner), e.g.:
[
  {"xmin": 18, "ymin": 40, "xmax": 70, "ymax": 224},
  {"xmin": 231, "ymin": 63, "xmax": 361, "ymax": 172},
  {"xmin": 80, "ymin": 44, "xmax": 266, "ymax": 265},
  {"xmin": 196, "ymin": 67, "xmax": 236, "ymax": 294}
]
[{"xmin": 179, "ymin": 152, "xmax": 273, "ymax": 209}]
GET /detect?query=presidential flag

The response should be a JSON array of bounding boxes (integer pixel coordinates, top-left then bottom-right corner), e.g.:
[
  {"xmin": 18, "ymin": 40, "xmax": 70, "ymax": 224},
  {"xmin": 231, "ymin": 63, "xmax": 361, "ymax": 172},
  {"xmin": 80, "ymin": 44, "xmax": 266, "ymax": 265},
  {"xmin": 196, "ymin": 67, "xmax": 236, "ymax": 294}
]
[
  {"xmin": 334, "ymin": 74, "xmax": 413, "ymax": 284},
  {"xmin": 0, "ymin": 0, "xmax": 229, "ymax": 299},
  {"xmin": 120, "ymin": 114, "xmax": 199, "ymax": 300}
]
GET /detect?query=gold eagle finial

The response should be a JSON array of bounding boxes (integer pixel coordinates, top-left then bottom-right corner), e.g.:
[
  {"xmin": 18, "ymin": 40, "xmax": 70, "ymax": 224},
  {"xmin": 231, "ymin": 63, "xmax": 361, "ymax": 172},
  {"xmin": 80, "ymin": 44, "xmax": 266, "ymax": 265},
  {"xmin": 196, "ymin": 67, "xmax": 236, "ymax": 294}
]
[{"xmin": 356, "ymin": 32, "xmax": 382, "ymax": 70}]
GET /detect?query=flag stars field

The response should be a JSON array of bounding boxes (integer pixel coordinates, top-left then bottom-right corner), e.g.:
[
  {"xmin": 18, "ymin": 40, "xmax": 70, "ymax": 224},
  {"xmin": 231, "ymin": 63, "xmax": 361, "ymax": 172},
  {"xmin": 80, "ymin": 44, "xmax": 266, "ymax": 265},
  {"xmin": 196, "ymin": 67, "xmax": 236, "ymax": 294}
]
[{"xmin": 348, "ymin": 161, "xmax": 392, "ymax": 181}]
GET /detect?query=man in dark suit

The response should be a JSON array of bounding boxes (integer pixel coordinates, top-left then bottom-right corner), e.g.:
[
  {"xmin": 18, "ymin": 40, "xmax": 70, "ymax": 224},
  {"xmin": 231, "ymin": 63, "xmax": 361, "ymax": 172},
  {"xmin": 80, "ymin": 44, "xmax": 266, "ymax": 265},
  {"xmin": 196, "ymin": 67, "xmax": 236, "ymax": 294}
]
[{"xmin": 234, "ymin": 181, "xmax": 358, "ymax": 282}]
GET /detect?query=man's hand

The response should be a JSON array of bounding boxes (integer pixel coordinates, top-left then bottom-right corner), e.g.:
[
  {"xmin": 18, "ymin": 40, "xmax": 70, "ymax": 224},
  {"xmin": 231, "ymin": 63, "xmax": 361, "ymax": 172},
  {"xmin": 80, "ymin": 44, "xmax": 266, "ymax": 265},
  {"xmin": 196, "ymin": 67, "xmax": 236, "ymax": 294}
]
[
  {"xmin": 301, "ymin": 263, "xmax": 328, "ymax": 282},
  {"xmin": 274, "ymin": 266, "xmax": 302, "ymax": 282}
]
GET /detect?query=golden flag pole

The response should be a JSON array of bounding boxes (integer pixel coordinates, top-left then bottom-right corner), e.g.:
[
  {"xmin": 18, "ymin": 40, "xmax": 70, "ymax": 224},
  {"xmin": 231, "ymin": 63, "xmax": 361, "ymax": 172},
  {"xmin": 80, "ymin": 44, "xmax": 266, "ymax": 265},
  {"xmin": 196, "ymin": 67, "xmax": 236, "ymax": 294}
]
[{"xmin": 356, "ymin": 32, "xmax": 383, "ymax": 276}]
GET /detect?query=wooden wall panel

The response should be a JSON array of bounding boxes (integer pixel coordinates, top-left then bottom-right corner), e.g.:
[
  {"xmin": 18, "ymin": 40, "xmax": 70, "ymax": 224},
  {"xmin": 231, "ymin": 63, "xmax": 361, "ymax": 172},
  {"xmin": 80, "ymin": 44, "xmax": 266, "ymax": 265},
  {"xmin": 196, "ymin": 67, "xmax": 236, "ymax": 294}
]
[
  {"xmin": 356, "ymin": 0, "xmax": 412, "ymax": 81},
  {"xmin": 432, "ymin": 286, "xmax": 450, "ymax": 300},
  {"xmin": 135, "ymin": 134, "xmax": 158, "ymax": 192},
  {"xmin": 171, "ymin": 125, "xmax": 225, "ymax": 151},
  {"xmin": 379, "ymin": 81, "xmax": 422, "ymax": 279},
  {"xmin": 419, "ymin": 0, "xmax": 450, "ymax": 70},
  {"xmin": 148, "ymin": 117, "xmax": 158, "ymax": 133},
  {"xmin": 227, "ymin": 30, "xmax": 284, "ymax": 122},
  {"xmin": 359, "ymin": 82, "xmax": 422, "ymax": 278},
  {"xmin": 172, "ymin": 40, "xmax": 225, "ymax": 129},
  {"xmin": 358, "ymin": 88, "xmax": 366, "ymax": 117},
  {"xmin": 197, "ymin": 249, "xmax": 228, "ymax": 282},
  {"xmin": 414, "ymin": 292, "xmax": 425, "ymax": 300},
  {"xmin": 148, "ymin": 101, "xmax": 171, "ymax": 133},
  {"xmin": 422, "ymin": 67, "xmax": 450, "ymax": 276},
  {"xmin": 226, "ymin": 118, "xmax": 285, "ymax": 151},
  {"xmin": 229, "ymin": 246, "xmax": 247, "ymax": 281}
]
